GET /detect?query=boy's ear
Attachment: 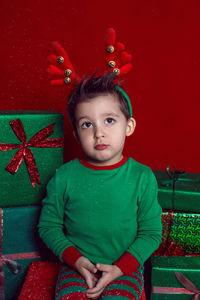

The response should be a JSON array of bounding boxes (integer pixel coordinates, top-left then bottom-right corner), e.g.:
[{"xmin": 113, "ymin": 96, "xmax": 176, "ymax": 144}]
[{"xmin": 126, "ymin": 118, "xmax": 136, "ymax": 136}]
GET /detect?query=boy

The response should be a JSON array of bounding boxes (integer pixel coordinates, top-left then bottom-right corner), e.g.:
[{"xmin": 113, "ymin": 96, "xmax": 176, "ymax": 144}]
[{"xmin": 38, "ymin": 72, "xmax": 162, "ymax": 299}]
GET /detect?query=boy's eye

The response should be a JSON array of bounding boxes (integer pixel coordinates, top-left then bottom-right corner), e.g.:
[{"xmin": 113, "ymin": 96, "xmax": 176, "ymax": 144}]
[
  {"xmin": 81, "ymin": 122, "xmax": 93, "ymax": 129},
  {"xmin": 105, "ymin": 118, "xmax": 115, "ymax": 125}
]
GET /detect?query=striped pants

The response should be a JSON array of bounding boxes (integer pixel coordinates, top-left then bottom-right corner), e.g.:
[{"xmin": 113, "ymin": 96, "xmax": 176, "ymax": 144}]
[{"xmin": 55, "ymin": 264, "xmax": 144, "ymax": 300}]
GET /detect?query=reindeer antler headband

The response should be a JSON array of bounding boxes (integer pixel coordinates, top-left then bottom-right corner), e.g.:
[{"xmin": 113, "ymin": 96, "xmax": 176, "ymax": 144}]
[{"xmin": 47, "ymin": 28, "xmax": 133, "ymax": 117}]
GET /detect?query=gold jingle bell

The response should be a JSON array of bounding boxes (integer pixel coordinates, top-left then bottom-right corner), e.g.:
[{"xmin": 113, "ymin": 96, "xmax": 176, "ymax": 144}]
[
  {"xmin": 113, "ymin": 68, "xmax": 120, "ymax": 75},
  {"xmin": 106, "ymin": 45, "xmax": 114, "ymax": 53},
  {"xmin": 57, "ymin": 56, "xmax": 64, "ymax": 64},
  {"xmin": 64, "ymin": 69, "xmax": 72, "ymax": 76},
  {"xmin": 64, "ymin": 77, "xmax": 71, "ymax": 85},
  {"xmin": 108, "ymin": 61, "xmax": 116, "ymax": 68}
]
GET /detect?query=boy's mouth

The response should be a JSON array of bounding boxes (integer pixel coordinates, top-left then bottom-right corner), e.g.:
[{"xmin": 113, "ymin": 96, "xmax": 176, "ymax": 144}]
[{"xmin": 95, "ymin": 144, "xmax": 108, "ymax": 150}]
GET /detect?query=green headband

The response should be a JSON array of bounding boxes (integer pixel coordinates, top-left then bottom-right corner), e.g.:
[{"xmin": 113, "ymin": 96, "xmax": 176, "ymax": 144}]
[
  {"xmin": 115, "ymin": 86, "xmax": 133, "ymax": 118},
  {"xmin": 68, "ymin": 86, "xmax": 133, "ymax": 124}
]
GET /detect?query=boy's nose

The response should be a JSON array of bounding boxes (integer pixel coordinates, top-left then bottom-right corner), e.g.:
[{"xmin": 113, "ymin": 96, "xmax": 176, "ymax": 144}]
[{"xmin": 94, "ymin": 126, "xmax": 105, "ymax": 138}]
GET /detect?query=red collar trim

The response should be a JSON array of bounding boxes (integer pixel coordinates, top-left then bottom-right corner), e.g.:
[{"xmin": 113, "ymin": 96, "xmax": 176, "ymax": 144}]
[{"xmin": 79, "ymin": 157, "xmax": 128, "ymax": 170}]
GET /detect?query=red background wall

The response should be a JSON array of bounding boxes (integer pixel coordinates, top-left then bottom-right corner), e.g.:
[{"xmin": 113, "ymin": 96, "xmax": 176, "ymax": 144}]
[{"xmin": 1, "ymin": 0, "xmax": 200, "ymax": 172}]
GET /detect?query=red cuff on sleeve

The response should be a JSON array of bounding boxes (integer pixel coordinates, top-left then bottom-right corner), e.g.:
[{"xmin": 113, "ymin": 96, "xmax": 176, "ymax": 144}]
[
  {"xmin": 61, "ymin": 246, "xmax": 83, "ymax": 269},
  {"xmin": 114, "ymin": 252, "xmax": 140, "ymax": 275}
]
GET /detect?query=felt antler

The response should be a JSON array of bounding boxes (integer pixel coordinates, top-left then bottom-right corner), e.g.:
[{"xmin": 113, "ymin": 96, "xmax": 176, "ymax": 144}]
[
  {"xmin": 47, "ymin": 41, "xmax": 80, "ymax": 86},
  {"xmin": 105, "ymin": 28, "xmax": 133, "ymax": 77},
  {"xmin": 47, "ymin": 28, "xmax": 132, "ymax": 88}
]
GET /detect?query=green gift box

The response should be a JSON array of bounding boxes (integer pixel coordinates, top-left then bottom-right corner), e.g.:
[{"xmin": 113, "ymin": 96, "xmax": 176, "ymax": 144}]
[
  {"xmin": 151, "ymin": 256, "xmax": 200, "ymax": 299},
  {"xmin": 154, "ymin": 211, "xmax": 200, "ymax": 256},
  {"xmin": 153, "ymin": 168, "xmax": 200, "ymax": 213},
  {"xmin": 0, "ymin": 205, "xmax": 54, "ymax": 300},
  {"xmin": 0, "ymin": 111, "xmax": 64, "ymax": 206}
]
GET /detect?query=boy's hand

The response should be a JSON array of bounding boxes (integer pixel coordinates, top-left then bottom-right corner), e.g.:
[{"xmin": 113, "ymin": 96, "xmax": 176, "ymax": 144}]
[
  {"xmin": 75, "ymin": 256, "xmax": 98, "ymax": 289},
  {"xmin": 86, "ymin": 263, "xmax": 123, "ymax": 299}
]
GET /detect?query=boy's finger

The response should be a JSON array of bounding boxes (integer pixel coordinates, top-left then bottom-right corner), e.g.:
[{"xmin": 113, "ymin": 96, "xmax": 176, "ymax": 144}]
[
  {"xmin": 86, "ymin": 279, "xmax": 93, "ymax": 289},
  {"xmin": 87, "ymin": 290, "xmax": 104, "ymax": 299},
  {"xmin": 96, "ymin": 263, "xmax": 110, "ymax": 272},
  {"xmin": 87, "ymin": 286, "xmax": 105, "ymax": 299},
  {"xmin": 85, "ymin": 273, "xmax": 95, "ymax": 289},
  {"xmin": 87, "ymin": 277, "xmax": 106, "ymax": 294},
  {"xmin": 86, "ymin": 262, "xmax": 97, "ymax": 274}
]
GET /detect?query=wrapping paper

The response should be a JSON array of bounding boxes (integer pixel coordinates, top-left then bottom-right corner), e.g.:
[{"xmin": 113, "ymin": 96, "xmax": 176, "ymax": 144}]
[
  {"xmin": 154, "ymin": 211, "xmax": 200, "ymax": 256},
  {"xmin": 0, "ymin": 111, "xmax": 64, "ymax": 206},
  {"xmin": 0, "ymin": 205, "xmax": 54, "ymax": 300},
  {"xmin": 153, "ymin": 169, "xmax": 200, "ymax": 213},
  {"xmin": 151, "ymin": 256, "xmax": 200, "ymax": 299}
]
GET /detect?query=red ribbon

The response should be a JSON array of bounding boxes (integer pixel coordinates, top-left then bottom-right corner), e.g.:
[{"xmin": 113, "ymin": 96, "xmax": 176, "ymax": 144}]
[
  {"xmin": 0, "ymin": 208, "xmax": 41, "ymax": 300},
  {"xmin": 175, "ymin": 272, "xmax": 200, "ymax": 300},
  {"xmin": 152, "ymin": 272, "xmax": 200, "ymax": 299},
  {"xmin": 0, "ymin": 119, "xmax": 64, "ymax": 187}
]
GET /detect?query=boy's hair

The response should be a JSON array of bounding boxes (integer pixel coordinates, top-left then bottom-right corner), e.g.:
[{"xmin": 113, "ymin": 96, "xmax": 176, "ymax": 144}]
[{"xmin": 67, "ymin": 72, "xmax": 131, "ymax": 128}]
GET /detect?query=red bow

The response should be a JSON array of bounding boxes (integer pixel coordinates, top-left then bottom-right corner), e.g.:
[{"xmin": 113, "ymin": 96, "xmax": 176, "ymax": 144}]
[{"xmin": 0, "ymin": 119, "xmax": 64, "ymax": 187}]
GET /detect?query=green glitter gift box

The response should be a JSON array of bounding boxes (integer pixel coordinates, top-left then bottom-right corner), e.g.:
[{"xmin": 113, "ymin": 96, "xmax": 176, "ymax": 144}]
[
  {"xmin": 0, "ymin": 205, "xmax": 55, "ymax": 300},
  {"xmin": 153, "ymin": 167, "xmax": 200, "ymax": 213},
  {"xmin": 154, "ymin": 211, "xmax": 200, "ymax": 256},
  {"xmin": 0, "ymin": 111, "xmax": 64, "ymax": 206},
  {"xmin": 151, "ymin": 256, "xmax": 200, "ymax": 299}
]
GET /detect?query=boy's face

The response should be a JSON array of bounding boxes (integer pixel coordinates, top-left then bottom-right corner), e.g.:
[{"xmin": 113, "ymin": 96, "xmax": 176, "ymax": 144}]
[{"xmin": 74, "ymin": 94, "xmax": 136, "ymax": 166}]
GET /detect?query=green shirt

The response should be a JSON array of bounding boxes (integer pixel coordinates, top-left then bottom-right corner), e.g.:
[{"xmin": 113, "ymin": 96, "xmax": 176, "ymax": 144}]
[{"xmin": 38, "ymin": 157, "xmax": 162, "ymax": 266}]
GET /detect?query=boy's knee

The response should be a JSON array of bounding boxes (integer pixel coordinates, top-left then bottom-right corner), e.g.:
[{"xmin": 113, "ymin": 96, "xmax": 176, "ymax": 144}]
[{"xmin": 56, "ymin": 291, "xmax": 88, "ymax": 300}]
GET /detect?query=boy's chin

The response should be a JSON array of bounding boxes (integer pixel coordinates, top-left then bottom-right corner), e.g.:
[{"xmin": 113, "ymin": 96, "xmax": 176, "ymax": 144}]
[{"xmin": 85, "ymin": 157, "xmax": 107, "ymax": 166}]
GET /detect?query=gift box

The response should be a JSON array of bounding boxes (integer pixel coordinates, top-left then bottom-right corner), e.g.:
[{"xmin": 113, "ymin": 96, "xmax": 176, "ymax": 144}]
[
  {"xmin": 0, "ymin": 111, "xmax": 64, "ymax": 206},
  {"xmin": 0, "ymin": 205, "xmax": 55, "ymax": 300},
  {"xmin": 18, "ymin": 261, "xmax": 60, "ymax": 300},
  {"xmin": 153, "ymin": 168, "xmax": 200, "ymax": 213},
  {"xmin": 154, "ymin": 211, "xmax": 200, "ymax": 256},
  {"xmin": 151, "ymin": 256, "xmax": 200, "ymax": 299}
]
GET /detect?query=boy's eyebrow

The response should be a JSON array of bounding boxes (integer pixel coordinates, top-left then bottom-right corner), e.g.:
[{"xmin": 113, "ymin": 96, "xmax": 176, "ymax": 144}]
[
  {"xmin": 77, "ymin": 116, "xmax": 90, "ymax": 123},
  {"xmin": 77, "ymin": 112, "xmax": 120, "ymax": 123},
  {"xmin": 102, "ymin": 112, "xmax": 120, "ymax": 118}
]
